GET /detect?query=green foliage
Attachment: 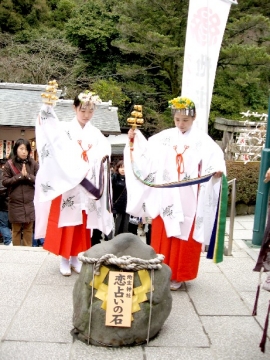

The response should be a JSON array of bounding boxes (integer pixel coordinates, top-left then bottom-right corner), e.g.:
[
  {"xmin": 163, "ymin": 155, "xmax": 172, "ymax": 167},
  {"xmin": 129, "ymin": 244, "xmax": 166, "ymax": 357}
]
[
  {"xmin": 13, "ymin": 28, "xmax": 41, "ymax": 43},
  {"xmin": 112, "ymin": 0, "xmax": 187, "ymax": 96},
  {"xmin": 226, "ymin": 161, "xmax": 260, "ymax": 205},
  {"xmin": 0, "ymin": 28, "xmax": 81, "ymax": 85},
  {"xmin": 91, "ymin": 78, "xmax": 129, "ymax": 107},
  {"xmin": 0, "ymin": 0, "xmax": 269, "ymax": 139},
  {"xmin": 0, "ymin": 0, "xmax": 24, "ymax": 32},
  {"xmin": 46, "ymin": 0, "xmax": 58, "ymax": 11},
  {"xmin": 65, "ymin": 1, "xmax": 119, "ymax": 55},
  {"xmin": 0, "ymin": 0, "xmax": 49, "ymax": 32},
  {"xmin": 91, "ymin": 78, "xmax": 130, "ymax": 124},
  {"xmin": 48, "ymin": 0, "xmax": 76, "ymax": 30},
  {"xmin": 63, "ymin": 0, "xmax": 122, "ymax": 90},
  {"xmin": 208, "ymin": 11, "xmax": 270, "ymax": 137},
  {"xmin": 108, "ymin": 0, "xmax": 188, "ymax": 135}
]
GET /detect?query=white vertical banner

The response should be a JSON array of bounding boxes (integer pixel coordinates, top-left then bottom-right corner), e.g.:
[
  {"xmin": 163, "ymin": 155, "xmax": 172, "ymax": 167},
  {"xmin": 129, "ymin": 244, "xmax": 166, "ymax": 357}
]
[
  {"xmin": 181, "ymin": 0, "xmax": 237, "ymax": 132},
  {"xmin": 0, "ymin": 140, "xmax": 3, "ymax": 159}
]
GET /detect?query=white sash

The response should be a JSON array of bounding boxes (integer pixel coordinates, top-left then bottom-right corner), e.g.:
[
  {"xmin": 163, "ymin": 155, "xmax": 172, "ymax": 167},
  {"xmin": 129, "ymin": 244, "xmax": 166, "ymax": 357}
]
[
  {"xmin": 34, "ymin": 105, "xmax": 113, "ymax": 237},
  {"xmin": 124, "ymin": 126, "xmax": 226, "ymax": 243}
]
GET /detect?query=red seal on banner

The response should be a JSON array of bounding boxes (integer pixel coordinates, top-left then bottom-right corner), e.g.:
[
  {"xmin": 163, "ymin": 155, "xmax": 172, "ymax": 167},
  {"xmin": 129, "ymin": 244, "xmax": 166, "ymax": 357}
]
[{"xmin": 191, "ymin": 7, "xmax": 220, "ymax": 46}]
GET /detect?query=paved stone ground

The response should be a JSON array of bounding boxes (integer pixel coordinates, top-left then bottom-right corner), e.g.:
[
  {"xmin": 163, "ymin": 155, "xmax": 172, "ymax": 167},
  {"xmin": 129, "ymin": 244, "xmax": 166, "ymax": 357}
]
[{"xmin": 0, "ymin": 215, "xmax": 269, "ymax": 359}]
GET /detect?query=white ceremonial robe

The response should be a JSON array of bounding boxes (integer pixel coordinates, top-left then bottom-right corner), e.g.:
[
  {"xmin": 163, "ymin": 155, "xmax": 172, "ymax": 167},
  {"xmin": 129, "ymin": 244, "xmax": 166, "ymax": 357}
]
[
  {"xmin": 34, "ymin": 104, "xmax": 113, "ymax": 238},
  {"xmin": 124, "ymin": 126, "xmax": 226, "ymax": 245}
]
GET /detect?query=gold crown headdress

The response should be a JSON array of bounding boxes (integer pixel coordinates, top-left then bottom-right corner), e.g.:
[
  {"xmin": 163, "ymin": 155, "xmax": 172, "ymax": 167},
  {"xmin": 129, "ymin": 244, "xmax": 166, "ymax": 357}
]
[{"xmin": 168, "ymin": 96, "xmax": 196, "ymax": 116}]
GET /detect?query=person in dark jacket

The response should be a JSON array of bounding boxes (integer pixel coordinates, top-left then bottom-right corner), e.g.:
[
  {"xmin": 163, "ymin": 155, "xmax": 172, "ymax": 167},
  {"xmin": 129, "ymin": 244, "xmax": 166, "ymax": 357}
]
[
  {"xmin": 2, "ymin": 139, "xmax": 39, "ymax": 246},
  {"xmin": 0, "ymin": 159, "xmax": 12, "ymax": 246},
  {"xmin": 112, "ymin": 160, "xmax": 138, "ymax": 236}
]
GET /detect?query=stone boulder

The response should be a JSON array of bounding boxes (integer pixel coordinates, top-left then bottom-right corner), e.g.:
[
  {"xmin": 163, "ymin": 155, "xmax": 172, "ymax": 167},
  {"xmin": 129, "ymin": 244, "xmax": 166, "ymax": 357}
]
[{"xmin": 72, "ymin": 233, "xmax": 172, "ymax": 346}]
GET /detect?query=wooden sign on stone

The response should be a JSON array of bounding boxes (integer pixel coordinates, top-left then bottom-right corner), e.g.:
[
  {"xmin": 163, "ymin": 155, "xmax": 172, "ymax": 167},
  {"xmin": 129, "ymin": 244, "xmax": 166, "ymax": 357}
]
[{"xmin": 105, "ymin": 271, "xmax": 134, "ymax": 327}]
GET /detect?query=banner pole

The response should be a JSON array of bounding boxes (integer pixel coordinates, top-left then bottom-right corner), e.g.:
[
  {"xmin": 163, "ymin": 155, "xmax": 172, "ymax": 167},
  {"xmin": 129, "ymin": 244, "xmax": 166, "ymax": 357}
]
[{"xmin": 252, "ymin": 98, "xmax": 270, "ymax": 246}]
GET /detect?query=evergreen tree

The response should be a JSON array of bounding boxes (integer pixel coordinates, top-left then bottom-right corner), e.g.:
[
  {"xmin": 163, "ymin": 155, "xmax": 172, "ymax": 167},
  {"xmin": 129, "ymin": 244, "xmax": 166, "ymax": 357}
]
[
  {"xmin": 0, "ymin": 0, "xmax": 269, "ymax": 138},
  {"xmin": 0, "ymin": 0, "xmax": 50, "ymax": 32}
]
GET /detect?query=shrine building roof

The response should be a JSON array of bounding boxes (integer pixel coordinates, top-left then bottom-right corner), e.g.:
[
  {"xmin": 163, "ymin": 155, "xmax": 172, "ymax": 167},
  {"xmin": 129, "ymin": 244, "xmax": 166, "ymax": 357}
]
[{"xmin": 0, "ymin": 83, "xmax": 121, "ymax": 135}]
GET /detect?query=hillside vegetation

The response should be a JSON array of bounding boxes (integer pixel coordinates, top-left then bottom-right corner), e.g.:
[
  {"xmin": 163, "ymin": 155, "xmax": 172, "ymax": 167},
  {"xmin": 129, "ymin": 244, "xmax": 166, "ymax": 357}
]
[{"xmin": 0, "ymin": 0, "xmax": 269, "ymax": 136}]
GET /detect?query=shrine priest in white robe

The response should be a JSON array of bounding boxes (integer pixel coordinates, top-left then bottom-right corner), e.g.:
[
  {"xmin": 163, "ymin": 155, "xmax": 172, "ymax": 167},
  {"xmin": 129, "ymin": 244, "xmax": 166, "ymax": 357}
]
[
  {"xmin": 124, "ymin": 96, "xmax": 226, "ymax": 291},
  {"xmin": 34, "ymin": 90, "xmax": 114, "ymax": 276}
]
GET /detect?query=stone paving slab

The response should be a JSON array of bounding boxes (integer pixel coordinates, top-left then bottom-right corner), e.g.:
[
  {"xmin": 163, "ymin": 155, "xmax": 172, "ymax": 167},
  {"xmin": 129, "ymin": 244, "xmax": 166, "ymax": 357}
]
[
  {"xmin": 5, "ymin": 284, "xmax": 74, "ymax": 343},
  {"xmin": 70, "ymin": 341, "xmax": 144, "ymax": 359},
  {"xmin": 0, "ymin": 342, "xmax": 71, "ymax": 360},
  {"xmin": 217, "ymin": 257, "xmax": 260, "ymax": 292},
  {"xmin": 236, "ymin": 221, "xmax": 254, "ymax": 230},
  {"xmin": 234, "ymin": 239, "xmax": 260, "ymax": 260},
  {"xmin": 240, "ymin": 290, "xmax": 270, "ymax": 329},
  {"xmin": 201, "ymin": 316, "xmax": 269, "ymax": 360},
  {"xmin": 34, "ymin": 252, "xmax": 79, "ymax": 286},
  {"xmin": 198, "ymin": 256, "xmax": 222, "ymax": 273},
  {"xmin": 0, "ymin": 263, "xmax": 41, "ymax": 307},
  {"xmin": 149, "ymin": 291, "xmax": 209, "ymax": 348},
  {"xmin": 0, "ymin": 247, "xmax": 47, "ymax": 264},
  {"xmin": 226, "ymin": 221, "xmax": 245, "ymax": 230},
  {"xmin": 229, "ymin": 248, "xmax": 251, "ymax": 258},
  {"xmin": 186, "ymin": 272, "xmax": 250, "ymax": 316},
  {"xmin": 231, "ymin": 229, "xmax": 255, "ymax": 240},
  {"xmin": 0, "ymin": 306, "xmax": 17, "ymax": 339},
  {"xmin": 144, "ymin": 347, "xmax": 215, "ymax": 360},
  {"xmin": 1, "ymin": 214, "xmax": 270, "ymax": 359}
]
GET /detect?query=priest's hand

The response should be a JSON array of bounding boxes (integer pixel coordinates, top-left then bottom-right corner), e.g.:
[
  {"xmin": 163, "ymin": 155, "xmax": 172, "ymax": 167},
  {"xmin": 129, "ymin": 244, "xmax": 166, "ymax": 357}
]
[
  {"xmin": 264, "ymin": 168, "xmax": 270, "ymax": 183},
  {"xmin": 213, "ymin": 171, "xmax": 223, "ymax": 178},
  {"xmin": 128, "ymin": 128, "xmax": 135, "ymax": 140}
]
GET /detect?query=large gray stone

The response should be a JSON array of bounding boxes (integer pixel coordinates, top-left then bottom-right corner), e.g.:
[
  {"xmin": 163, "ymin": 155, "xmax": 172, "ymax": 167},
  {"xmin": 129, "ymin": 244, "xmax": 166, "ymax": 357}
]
[{"xmin": 73, "ymin": 233, "xmax": 172, "ymax": 346}]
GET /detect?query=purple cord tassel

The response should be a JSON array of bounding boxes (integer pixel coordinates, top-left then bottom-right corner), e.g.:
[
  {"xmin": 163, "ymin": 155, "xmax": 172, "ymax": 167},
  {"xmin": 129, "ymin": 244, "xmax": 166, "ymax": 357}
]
[
  {"xmin": 252, "ymin": 267, "xmax": 264, "ymax": 316},
  {"xmin": 252, "ymin": 284, "xmax": 260, "ymax": 316},
  {"xmin": 259, "ymin": 300, "xmax": 270, "ymax": 353}
]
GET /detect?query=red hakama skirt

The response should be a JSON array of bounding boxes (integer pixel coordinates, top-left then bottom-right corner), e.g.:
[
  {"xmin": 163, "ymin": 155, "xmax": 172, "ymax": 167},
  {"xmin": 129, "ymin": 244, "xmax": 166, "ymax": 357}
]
[
  {"xmin": 151, "ymin": 216, "xmax": 201, "ymax": 282},
  {"xmin": 43, "ymin": 196, "xmax": 91, "ymax": 259}
]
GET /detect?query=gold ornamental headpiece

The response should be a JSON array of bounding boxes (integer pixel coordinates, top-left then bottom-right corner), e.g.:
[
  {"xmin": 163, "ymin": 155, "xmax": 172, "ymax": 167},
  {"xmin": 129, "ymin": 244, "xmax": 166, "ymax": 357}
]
[
  {"xmin": 41, "ymin": 80, "xmax": 59, "ymax": 106},
  {"xmin": 127, "ymin": 105, "xmax": 144, "ymax": 129},
  {"xmin": 168, "ymin": 96, "xmax": 196, "ymax": 116}
]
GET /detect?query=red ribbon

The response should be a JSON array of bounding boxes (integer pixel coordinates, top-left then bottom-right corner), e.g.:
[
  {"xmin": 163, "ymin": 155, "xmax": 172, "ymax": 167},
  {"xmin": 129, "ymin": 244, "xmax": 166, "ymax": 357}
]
[
  {"xmin": 77, "ymin": 140, "xmax": 92, "ymax": 162},
  {"xmin": 174, "ymin": 145, "xmax": 189, "ymax": 181}
]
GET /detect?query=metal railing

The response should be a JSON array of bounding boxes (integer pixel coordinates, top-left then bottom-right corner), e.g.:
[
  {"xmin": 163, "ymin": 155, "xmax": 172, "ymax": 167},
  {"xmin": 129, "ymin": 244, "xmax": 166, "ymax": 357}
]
[{"xmin": 224, "ymin": 178, "xmax": 236, "ymax": 256}]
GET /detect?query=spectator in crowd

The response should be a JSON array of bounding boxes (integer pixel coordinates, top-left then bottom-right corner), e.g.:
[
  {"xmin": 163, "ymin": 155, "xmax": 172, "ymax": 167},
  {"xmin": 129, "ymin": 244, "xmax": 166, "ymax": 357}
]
[
  {"xmin": 142, "ymin": 216, "xmax": 152, "ymax": 246},
  {"xmin": 128, "ymin": 215, "xmax": 140, "ymax": 236},
  {"xmin": 32, "ymin": 236, "xmax": 44, "ymax": 247},
  {"xmin": 112, "ymin": 160, "xmax": 128, "ymax": 235},
  {"xmin": 90, "ymin": 228, "xmax": 111, "ymax": 246},
  {"xmin": 2, "ymin": 139, "xmax": 39, "ymax": 246},
  {"xmin": 112, "ymin": 160, "xmax": 139, "ymax": 236},
  {"xmin": 32, "ymin": 227, "xmax": 44, "ymax": 247},
  {"xmin": 0, "ymin": 159, "xmax": 12, "ymax": 246}
]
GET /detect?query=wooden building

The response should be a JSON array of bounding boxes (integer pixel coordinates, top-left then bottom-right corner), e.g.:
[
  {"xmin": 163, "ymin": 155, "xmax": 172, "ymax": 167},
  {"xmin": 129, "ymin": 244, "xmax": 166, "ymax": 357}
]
[{"xmin": 0, "ymin": 83, "xmax": 123, "ymax": 162}]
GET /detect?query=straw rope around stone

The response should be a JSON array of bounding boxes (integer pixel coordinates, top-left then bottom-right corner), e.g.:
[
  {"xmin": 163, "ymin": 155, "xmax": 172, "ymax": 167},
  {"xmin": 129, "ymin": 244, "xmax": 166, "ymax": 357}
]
[{"xmin": 78, "ymin": 253, "xmax": 165, "ymax": 275}]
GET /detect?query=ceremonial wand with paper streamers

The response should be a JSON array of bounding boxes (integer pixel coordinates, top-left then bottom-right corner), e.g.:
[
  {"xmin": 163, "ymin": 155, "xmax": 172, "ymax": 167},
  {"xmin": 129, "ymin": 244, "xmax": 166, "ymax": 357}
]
[
  {"xmin": 127, "ymin": 105, "xmax": 144, "ymax": 149},
  {"xmin": 41, "ymin": 80, "xmax": 59, "ymax": 106}
]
